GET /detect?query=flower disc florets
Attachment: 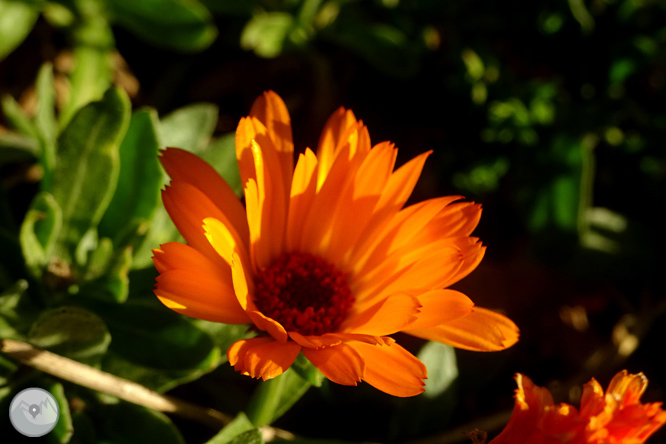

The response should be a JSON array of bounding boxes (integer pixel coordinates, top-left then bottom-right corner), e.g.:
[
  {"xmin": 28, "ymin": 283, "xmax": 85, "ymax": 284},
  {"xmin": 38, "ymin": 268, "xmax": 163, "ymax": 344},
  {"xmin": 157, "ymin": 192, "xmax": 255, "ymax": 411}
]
[{"xmin": 254, "ymin": 252, "xmax": 354, "ymax": 336}]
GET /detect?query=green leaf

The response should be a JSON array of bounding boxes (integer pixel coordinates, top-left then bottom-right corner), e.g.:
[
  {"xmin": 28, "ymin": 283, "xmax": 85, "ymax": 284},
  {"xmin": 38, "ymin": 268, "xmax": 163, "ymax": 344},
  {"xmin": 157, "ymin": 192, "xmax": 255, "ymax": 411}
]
[
  {"xmin": 0, "ymin": 279, "xmax": 38, "ymax": 340},
  {"xmin": 51, "ymin": 87, "xmax": 131, "ymax": 264},
  {"xmin": 247, "ymin": 369, "xmax": 311, "ymax": 426},
  {"xmin": 241, "ymin": 12, "xmax": 295, "ymax": 58},
  {"xmin": 205, "ymin": 413, "xmax": 260, "ymax": 444},
  {"xmin": 107, "ymin": 0, "xmax": 217, "ymax": 52},
  {"xmin": 1, "ymin": 93, "xmax": 39, "ymax": 139},
  {"xmin": 98, "ymin": 109, "xmax": 162, "ymax": 245},
  {"xmin": 60, "ymin": 19, "xmax": 115, "ymax": 128},
  {"xmin": 290, "ymin": 353, "xmax": 324, "ymax": 387},
  {"xmin": 131, "ymin": 102, "xmax": 220, "ymax": 268},
  {"xmin": 191, "ymin": 320, "xmax": 253, "ymax": 363},
  {"xmin": 46, "ymin": 380, "xmax": 74, "ymax": 444},
  {"xmin": 0, "ymin": 0, "xmax": 40, "ymax": 61},
  {"xmin": 159, "ymin": 103, "xmax": 219, "ymax": 153},
  {"xmin": 131, "ymin": 208, "xmax": 181, "ymax": 269},
  {"xmin": 203, "ymin": 133, "xmax": 243, "ymax": 196},
  {"xmin": 79, "ymin": 285, "xmax": 222, "ymax": 391},
  {"xmin": 88, "ymin": 397, "xmax": 185, "ymax": 444},
  {"xmin": 20, "ymin": 192, "xmax": 62, "ymax": 276},
  {"xmin": 0, "ymin": 131, "xmax": 41, "ymax": 165},
  {"xmin": 35, "ymin": 63, "xmax": 58, "ymax": 189},
  {"xmin": 79, "ymin": 238, "xmax": 133, "ymax": 303},
  {"xmin": 28, "ymin": 306, "xmax": 111, "ymax": 366},
  {"xmin": 325, "ymin": 23, "xmax": 420, "ymax": 78},
  {"xmin": 419, "ymin": 341, "xmax": 458, "ymax": 399}
]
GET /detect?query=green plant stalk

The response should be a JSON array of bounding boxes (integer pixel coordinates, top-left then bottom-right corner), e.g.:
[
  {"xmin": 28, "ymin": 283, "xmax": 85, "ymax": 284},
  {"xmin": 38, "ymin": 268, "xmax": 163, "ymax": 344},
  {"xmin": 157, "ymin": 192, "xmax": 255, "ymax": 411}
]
[{"xmin": 247, "ymin": 372, "xmax": 288, "ymax": 427}]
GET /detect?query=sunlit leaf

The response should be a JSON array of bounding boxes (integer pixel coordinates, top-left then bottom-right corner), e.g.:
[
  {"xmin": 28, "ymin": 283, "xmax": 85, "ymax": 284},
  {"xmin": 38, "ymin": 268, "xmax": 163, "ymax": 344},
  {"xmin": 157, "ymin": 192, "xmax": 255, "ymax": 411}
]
[
  {"xmin": 35, "ymin": 63, "xmax": 57, "ymax": 190},
  {"xmin": 98, "ymin": 108, "xmax": 162, "ymax": 245},
  {"xmin": 60, "ymin": 20, "xmax": 115, "ymax": 128},
  {"xmin": 241, "ymin": 12, "xmax": 294, "ymax": 58},
  {"xmin": 46, "ymin": 380, "xmax": 74, "ymax": 443},
  {"xmin": 1, "ymin": 94, "xmax": 39, "ymax": 139},
  {"xmin": 51, "ymin": 87, "xmax": 130, "ymax": 264},
  {"xmin": 159, "ymin": 103, "xmax": 219, "ymax": 153},
  {"xmin": 205, "ymin": 413, "xmax": 260, "ymax": 444},
  {"xmin": 0, "ymin": 0, "xmax": 40, "ymax": 61},
  {"xmin": 247, "ymin": 369, "xmax": 311, "ymax": 426},
  {"xmin": 202, "ymin": 133, "xmax": 243, "ymax": 196}
]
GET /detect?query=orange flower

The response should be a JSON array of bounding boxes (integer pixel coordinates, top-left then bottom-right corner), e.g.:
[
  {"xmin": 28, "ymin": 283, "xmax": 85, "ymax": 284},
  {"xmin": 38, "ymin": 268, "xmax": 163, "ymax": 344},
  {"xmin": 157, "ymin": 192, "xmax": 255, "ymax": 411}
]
[
  {"xmin": 489, "ymin": 371, "xmax": 666, "ymax": 443},
  {"xmin": 152, "ymin": 91, "xmax": 519, "ymax": 397}
]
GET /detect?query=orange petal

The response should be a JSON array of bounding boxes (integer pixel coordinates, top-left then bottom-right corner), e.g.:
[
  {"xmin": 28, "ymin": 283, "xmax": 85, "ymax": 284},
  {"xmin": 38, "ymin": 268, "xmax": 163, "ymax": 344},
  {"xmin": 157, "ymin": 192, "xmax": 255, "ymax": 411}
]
[
  {"xmin": 160, "ymin": 148, "xmax": 249, "ymax": 246},
  {"xmin": 340, "ymin": 294, "xmax": 420, "ymax": 336},
  {"xmin": 406, "ymin": 307, "xmax": 519, "ymax": 351},
  {"xmin": 249, "ymin": 91, "xmax": 294, "ymax": 193},
  {"xmin": 439, "ymin": 238, "xmax": 486, "ymax": 289},
  {"xmin": 324, "ymin": 142, "xmax": 397, "ymax": 265},
  {"xmin": 351, "ymin": 241, "xmax": 463, "ymax": 310},
  {"xmin": 228, "ymin": 337, "xmax": 301, "ymax": 380},
  {"xmin": 286, "ymin": 148, "xmax": 318, "ymax": 251},
  {"xmin": 345, "ymin": 150, "xmax": 432, "ymax": 270},
  {"xmin": 203, "ymin": 217, "xmax": 251, "ymax": 271},
  {"xmin": 347, "ymin": 341, "xmax": 427, "ymax": 397},
  {"xmin": 288, "ymin": 332, "xmax": 342, "ymax": 348},
  {"xmin": 606, "ymin": 370, "xmax": 648, "ymax": 407},
  {"xmin": 349, "ymin": 195, "xmax": 463, "ymax": 276},
  {"xmin": 303, "ymin": 343, "xmax": 364, "ymax": 386},
  {"xmin": 373, "ymin": 150, "xmax": 432, "ymax": 221},
  {"xmin": 154, "ymin": 269, "xmax": 249, "ymax": 324},
  {"xmin": 488, "ymin": 374, "xmax": 558, "ymax": 444},
  {"xmin": 299, "ymin": 144, "xmax": 367, "ymax": 255},
  {"xmin": 316, "ymin": 107, "xmax": 359, "ymax": 186},
  {"xmin": 580, "ymin": 377, "xmax": 606, "ymax": 418},
  {"xmin": 404, "ymin": 289, "xmax": 475, "ymax": 330},
  {"xmin": 152, "ymin": 242, "xmax": 228, "ymax": 276},
  {"xmin": 248, "ymin": 311, "xmax": 289, "ymax": 343},
  {"xmin": 162, "ymin": 181, "xmax": 244, "ymax": 266},
  {"xmin": 235, "ymin": 121, "xmax": 287, "ymax": 268}
]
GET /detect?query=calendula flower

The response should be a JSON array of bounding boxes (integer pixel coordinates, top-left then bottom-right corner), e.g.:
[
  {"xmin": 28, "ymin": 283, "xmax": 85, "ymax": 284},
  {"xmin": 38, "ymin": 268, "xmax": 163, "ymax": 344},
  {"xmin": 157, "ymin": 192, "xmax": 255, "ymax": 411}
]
[
  {"xmin": 152, "ymin": 91, "xmax": 519, "ymax": 396},
  {"xmin": 489, "ymin": 371, "xmax": 666, "ymax": 443}
]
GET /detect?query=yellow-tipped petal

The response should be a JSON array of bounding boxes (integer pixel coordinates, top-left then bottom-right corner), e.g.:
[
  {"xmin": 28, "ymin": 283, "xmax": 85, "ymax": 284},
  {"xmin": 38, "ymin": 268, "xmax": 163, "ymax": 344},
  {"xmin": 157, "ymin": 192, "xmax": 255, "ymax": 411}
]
[{"xmin": 407, "ymin": 307, "xmax": 519, "ymax": 351}]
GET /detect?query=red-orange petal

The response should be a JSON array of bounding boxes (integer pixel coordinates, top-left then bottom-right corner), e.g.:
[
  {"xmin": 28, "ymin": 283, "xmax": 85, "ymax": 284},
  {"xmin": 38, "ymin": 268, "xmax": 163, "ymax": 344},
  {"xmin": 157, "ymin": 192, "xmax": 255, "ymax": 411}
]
[
  {"xmin": 152, "ymin": 242, "xmax": 228, "ymax": 276},
  {"xmin": 162, "ymin": 181, "xmax": 244, "ymax": 266},
  {"xmin": 154, "ymin": 269, "xmax": 249, "ymax": 324},
  {"xmin": 348, "ymin": 341, "xmax": 427, "ymax": 397},
  {"xmin": 160, "ymin": 148, "xmax": 249, "ymax": 246},
  {"xmin": 303, "ymin": 343, "xmax": 365, "ymax": 386},
  {"xmin": 228, "ymin": 337, "xmax": 301, "ymax": 380},
  {"xmin": 406, "ymin": 307, "xmax": 519, "ymax": 351}
]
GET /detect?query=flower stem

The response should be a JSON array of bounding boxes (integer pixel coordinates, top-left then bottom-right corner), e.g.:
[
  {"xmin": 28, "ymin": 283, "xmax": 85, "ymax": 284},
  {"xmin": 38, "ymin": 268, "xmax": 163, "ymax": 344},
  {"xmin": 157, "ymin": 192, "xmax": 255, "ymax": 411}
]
[{"xmin": 247, "ymin": 372, "xmax": 288, "ymax": 427}]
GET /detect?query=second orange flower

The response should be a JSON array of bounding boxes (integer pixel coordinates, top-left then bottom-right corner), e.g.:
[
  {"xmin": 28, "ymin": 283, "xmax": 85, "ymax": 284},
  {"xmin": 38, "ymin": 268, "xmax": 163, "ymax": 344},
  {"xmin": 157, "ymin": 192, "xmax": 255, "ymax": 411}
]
[{"xmin": 152, "ymin": 91, "xmax": 519, "ymax": 396}]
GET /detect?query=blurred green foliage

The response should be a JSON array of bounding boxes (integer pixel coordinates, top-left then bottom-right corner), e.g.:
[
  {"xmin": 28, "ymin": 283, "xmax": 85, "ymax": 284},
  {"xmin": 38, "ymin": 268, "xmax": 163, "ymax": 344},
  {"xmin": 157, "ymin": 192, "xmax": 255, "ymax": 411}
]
[{"xmin": 2, "ymin": 0, "xmax": 666, "ymax": 443}]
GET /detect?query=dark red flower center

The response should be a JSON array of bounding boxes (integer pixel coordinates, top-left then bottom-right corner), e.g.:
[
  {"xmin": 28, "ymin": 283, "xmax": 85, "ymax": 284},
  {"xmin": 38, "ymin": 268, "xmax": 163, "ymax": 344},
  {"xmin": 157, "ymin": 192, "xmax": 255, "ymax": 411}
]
[{"xmin": 253, "ymin": 252, "xmax": 354, "ymax": 336}]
